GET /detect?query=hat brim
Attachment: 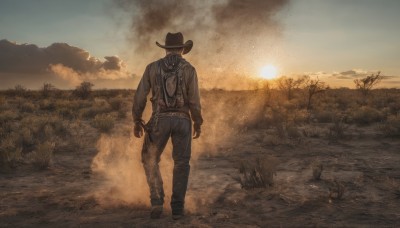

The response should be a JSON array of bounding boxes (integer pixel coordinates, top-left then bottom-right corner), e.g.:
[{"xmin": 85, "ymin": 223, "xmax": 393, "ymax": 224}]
[{"xmin": 156, "ymin": 40, "xmax": 193, "ymax": 55}]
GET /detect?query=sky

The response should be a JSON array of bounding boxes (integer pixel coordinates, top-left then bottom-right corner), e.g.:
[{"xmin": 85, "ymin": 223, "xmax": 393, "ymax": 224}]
[{"xmin": 0, "ymin": 0, "xmax": 399, "ymax": 89}]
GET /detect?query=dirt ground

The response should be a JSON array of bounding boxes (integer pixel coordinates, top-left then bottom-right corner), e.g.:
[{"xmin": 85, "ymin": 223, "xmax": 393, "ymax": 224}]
[{"xmin": 1, "ymin": 120, "xmax": 400, "ymax": 228}]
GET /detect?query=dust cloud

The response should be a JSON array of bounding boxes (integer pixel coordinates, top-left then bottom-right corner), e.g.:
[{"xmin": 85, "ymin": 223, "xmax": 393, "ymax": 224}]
[
  {"xmin": 112, "ymin": 0, "xmax": 290, "ymax": 90},
  {"xmin": 90, "ymin": 90, "xmax": 271, "ymax": 212},
  {"xmin": 90, "ymin": 0, "xmax": 288, "ymax": 212}
]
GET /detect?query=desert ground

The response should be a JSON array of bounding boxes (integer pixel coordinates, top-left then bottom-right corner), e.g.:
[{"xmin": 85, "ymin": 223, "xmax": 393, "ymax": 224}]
[{"xmin": 1, "ymin": 84, "xmax": 400, "ymax": 227}]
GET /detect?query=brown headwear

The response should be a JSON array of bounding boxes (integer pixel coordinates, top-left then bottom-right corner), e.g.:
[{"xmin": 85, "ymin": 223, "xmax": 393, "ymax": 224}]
[{"xmin": 156, "ymin": 32, "xmax": 193, "ymax": 55}]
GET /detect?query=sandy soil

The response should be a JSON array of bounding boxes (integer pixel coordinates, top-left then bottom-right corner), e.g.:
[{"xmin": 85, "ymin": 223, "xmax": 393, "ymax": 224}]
[{"xmin": 1, "ymin": 123, "xmax": 400, "ymax": 227}]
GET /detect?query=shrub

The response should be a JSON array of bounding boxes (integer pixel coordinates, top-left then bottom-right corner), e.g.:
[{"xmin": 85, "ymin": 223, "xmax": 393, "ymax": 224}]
[
  {"xmin": 19, "ymin": 101, "xmax": 36, "ymax": 113},
  {"xmin": 29, "ymin": 141, "xmax": 55, "ymax": 170},
  {"xmin": 80, "ymin": 106, "xmax": 112, "ymax": 119},
  {"xmin": 108, "ymin": 97, "xmax": 125, "ymax": 111},
  {"xmin": 20, "ymin": 116, "xmax": 69, "ymax": 142},
  {"xmin": 6, "ymin": 84, "xmax": 27, "ymax": 97},
  {"xmin": 238, "ymin": 156, "xmax": 278, "ymax": 189},
  {"xmin": 311, "ymin": 161, "xmax": 323, "ymax": 180},
  {"xmin": 74, "ymin": 81, "xmax": 94, "ymax": 99},
  {"xmin": 328, "ymin": 115, "xmax": 349, "ymax": 141},
  {"xmin": 39, "ymin": 99, "xmax": 56, "ymax": 111},
  {"xmin": 351, "ymin": 106, "xmax": 384, "ymax": 125},
  {"xmin": 314, "ymin": 110, "xmax": 335, "ymax": 123},
  {"xmin": 58, "ymin": 108, "xmax": 76, "ymax": 120},
  {"xmin": 0, "ymin": 96, "xmax": 8, "ymax": 111},
  {"xmin": 19, "ymin": 127, "xmax": 35, "ymax": 153},
  {"xmin": 91, "ymin": 114, "xmax": 115, "ymax": 133},
  {"xmin": 117, "ymin": 109, "xmax": 127, "ymax": 119},
  {"xmin": 41, "ymin": 83, "xmax": 57, "ymax": 98},
  {"xmin": 0, "ymin": 135, "xmax": 22, "ymax": 170},
  {"xmin": 379, "ymin": 115, "xmax": 400, "ymax": 137},
  {"xmin": 0, "ymin": 110, "xmax": 20, "ymax": 124}
]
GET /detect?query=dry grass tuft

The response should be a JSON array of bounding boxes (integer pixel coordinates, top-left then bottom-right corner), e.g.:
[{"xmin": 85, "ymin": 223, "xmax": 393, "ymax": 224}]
[
  {"xmin": 238, "ymin": 156, "xmax": 278, "ymax": 189},
  {"xmin": 28, "ymin": 141, "xmax": 55, "ymax": 170},
  {"xmin": 328, "ymin": 179, "xmax": 345, "ymax": 201},
  {"xmin": 311, "ymin": 161, "xmax": 323, "ymax": 180},
  {"xmin": 0, "ymin": 135, "xmax": 22, "ymax": 170},
  {"xmin": 379, "ymin": 115, "xmax": 400, "ymax": 137},
  {"xmin": 91, "ymin": 114, "xmax": 115, "ymax": 133}
]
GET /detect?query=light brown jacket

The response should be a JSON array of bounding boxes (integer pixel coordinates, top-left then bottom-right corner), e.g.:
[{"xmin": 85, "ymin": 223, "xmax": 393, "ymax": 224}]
[{"xmin": 132, "ymin": 57, "xmax": 203, "ymax": 126}]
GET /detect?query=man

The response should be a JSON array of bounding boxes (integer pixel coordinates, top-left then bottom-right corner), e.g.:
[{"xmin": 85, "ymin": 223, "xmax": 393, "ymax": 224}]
[{"xmin": 132, "ymin": 32, "xmax": 203, "ymax": 220}]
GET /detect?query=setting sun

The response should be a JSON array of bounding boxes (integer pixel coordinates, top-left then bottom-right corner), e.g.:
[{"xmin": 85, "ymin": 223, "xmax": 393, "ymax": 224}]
[{"xmin": 260, "ymin": 65, "xmax": 278, "ymax": 79}]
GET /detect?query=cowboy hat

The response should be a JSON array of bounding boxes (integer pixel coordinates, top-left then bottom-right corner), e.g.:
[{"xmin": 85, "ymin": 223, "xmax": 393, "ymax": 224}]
[{"xmin": 156, "ymin": 32, "xmax": 193, "ymax": 55}]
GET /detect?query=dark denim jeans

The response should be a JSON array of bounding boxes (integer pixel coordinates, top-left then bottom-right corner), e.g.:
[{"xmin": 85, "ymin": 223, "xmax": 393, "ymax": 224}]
[{"xmin": 141, "ymin": 116, "xmax": 192, "ymax": 214}]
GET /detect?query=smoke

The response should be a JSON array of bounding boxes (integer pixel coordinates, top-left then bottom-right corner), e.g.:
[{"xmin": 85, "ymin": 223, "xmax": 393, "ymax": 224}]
[{"xmin": 112, "ymin": 0, "xmax": 290, "ymax": 89}]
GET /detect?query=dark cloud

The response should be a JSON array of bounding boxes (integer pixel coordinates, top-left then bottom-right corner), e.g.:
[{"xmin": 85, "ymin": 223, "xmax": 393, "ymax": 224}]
[
  {"xmin": 0, "ymin": 39, "xmax": 123, "ymax": 75},
  {"xmin": 102, "ymin": 56, "xmax": 122, "ymax": 71},
  {"xmin": 336, "ymin": 75, "xmax": 353, "ymax": 80},
  {"xmin": 340, "ymin": 70, "xmax": 358, "ymax": 76},
  {"xmin": 0, "ymin": 39, "xmax": 129, "ymax": 86}
]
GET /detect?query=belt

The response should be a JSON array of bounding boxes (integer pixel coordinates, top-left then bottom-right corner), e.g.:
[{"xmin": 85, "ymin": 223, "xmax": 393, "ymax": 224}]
[{"xmin": 156, "ymin": 112, "xmax": 190, "ymax": 120}]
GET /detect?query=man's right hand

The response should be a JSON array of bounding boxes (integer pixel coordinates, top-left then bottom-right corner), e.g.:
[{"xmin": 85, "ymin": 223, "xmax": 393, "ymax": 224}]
[
  {"xmin": 134, "ymin": 122, "xmax": 144, "ymax": 138},
  {"xmin": 193, "ymin": 123, "xmax": 201, "ymax": 139}
]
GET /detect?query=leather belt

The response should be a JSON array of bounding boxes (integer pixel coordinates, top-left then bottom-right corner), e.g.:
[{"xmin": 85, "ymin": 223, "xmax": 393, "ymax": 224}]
[{"xmin": 157, "ymin": 112, "xmax": 190, "ymax": 120}]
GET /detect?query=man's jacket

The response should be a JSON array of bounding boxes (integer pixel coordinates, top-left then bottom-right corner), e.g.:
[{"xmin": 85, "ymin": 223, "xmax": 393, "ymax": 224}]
[{"xmin": 132, "ymin": 55, "xmax": 203, "ymax": 127}]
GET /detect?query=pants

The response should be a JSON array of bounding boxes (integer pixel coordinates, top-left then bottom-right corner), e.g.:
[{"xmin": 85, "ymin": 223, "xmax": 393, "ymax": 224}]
[{"xmin": 141, "ymin": 116, "xmax": 192, "ymax": 214}]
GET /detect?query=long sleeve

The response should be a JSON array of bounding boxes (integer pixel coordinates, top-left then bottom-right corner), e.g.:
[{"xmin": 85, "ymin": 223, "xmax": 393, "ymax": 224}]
[
  {"xmin": 132, "ymin": 65, "xmax": 151, "ymax": 123},
  {"xmin": 187, "ymin": 67, "xmax": 203, "ymax": 126}
]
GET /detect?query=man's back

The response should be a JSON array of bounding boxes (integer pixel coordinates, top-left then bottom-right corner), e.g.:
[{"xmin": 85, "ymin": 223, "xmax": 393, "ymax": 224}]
[
  {"xmin": 132, "ymin": 55, "xmax": 202, "ymax": 126},
  {"xmin": 132, "ymin": 32, "xmax": 202, "ymax": 220}
]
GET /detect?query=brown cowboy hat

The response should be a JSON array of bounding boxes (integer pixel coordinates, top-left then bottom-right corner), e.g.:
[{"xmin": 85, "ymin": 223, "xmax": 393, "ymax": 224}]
[{"xmin": 156, "ymin": 32, "xmax": 193, "ymax": 55}]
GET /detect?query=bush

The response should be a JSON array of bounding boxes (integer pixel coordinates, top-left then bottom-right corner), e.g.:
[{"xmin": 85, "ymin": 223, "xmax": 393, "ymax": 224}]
[
  {"xmin": 314, "ymin": 110, "xmax": 335, "ymax": 123},
  {"xmin": 29, "ymin": 141, "xmax": 55, "ymax": 170},
  {"xmin": 0, "ymin": 135, "xmax": 22, "ymax": 170},
  {"xmin": 351, "ymin": 106, "xmax": 384, "ymax": 125},
  {"xmin": 0, "ymin": 110, "xmax": 20, "ymax": 124},
  {"xmin": 108, "ymin": 97, "xmax": 125, "ymax": 111},
  {"xmin": 80, "ymin": 106, "xmax": 112, "ymax": 119},
  {"xmin": 19, "ymin": 101, "xmax": 36, "ymax": 113},
  {"xmin": 238, "ymin": 156, "xmax": 278, "ymax": 189},
  {"xmin": 0, "ymin": 96, "xmax": 8, "ymax": 111},
  {"xmin": 58, "ymin": 108, "xmax": 76, "ymax": 120},
  {"xmin": 6, "ymin": 84, "xmax": 27, "ymax": 97},
  {"xmin": 91, "ymin": 114, "xmax": 115, "ymax": 133},
  {"xmin": 74, "ymin": 81, "xmax": 94, "ymax": 99},
  {"xmin": 328, "ymin": 115, "xmax": 349, "ymax": 141},
  {"xmin": 39, "ymin": 99, "xmax": 56, "ymax": 111},
  {"xmin": 41, "ymin": 83, "xmax": 56, "ymax": 98},
  {"xmin": 20, "ymin": 116, "xmax": 69, "ymax": 142},
  {"xmin": 379, "ymin": 115, "xmax": 400, "ymax": 137}
]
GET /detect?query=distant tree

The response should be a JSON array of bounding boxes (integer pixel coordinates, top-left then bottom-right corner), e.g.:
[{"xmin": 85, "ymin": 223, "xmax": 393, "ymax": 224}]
[
  {"xmin": 304, "ymin": 76, "xmax": 328, "ymax": 110},
  {"xmin": 6, "ymin": 84, "xmax": 27, "ymax": 97},
  {"xmin": 277, "ymin": 76, "xmax": 307, "ymax": 100},
  {"xmin": 354, "ymin": 72, "xmax": 382, "ymax": 96},
  {"xmin": 41, "ymin": 83, "xmax": 56, "ymax": 98},
  {"xmin": 73, "ymin": 81, "xmax": 94, "ymax": 99}
]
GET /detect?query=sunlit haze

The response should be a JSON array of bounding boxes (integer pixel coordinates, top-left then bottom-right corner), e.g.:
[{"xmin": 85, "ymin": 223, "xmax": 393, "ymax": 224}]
[{"xmin": 260, "ymin": 65, "xmax": 278, "ymax": 80}]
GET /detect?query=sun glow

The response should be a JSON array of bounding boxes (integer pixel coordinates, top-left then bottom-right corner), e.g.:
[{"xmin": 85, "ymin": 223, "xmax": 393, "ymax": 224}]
[{"xmin": 260, "ymin": 65, "xmax": 278, "ymax": 79}]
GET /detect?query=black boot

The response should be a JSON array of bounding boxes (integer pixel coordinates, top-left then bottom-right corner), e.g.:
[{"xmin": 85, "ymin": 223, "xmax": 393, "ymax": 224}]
[{"xmin": 150, "ymin": 205, "xmax": 163, "ymax": 219}]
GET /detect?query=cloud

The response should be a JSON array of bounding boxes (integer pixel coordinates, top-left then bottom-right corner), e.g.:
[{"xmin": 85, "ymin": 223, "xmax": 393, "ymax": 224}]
[
  {"xmin": 300, "ymin": 69, "xmax": 400, "ymax": 88},
  {"xmin": 0, "ymin": 39, "xmax": 129, "ymax": 85}
]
